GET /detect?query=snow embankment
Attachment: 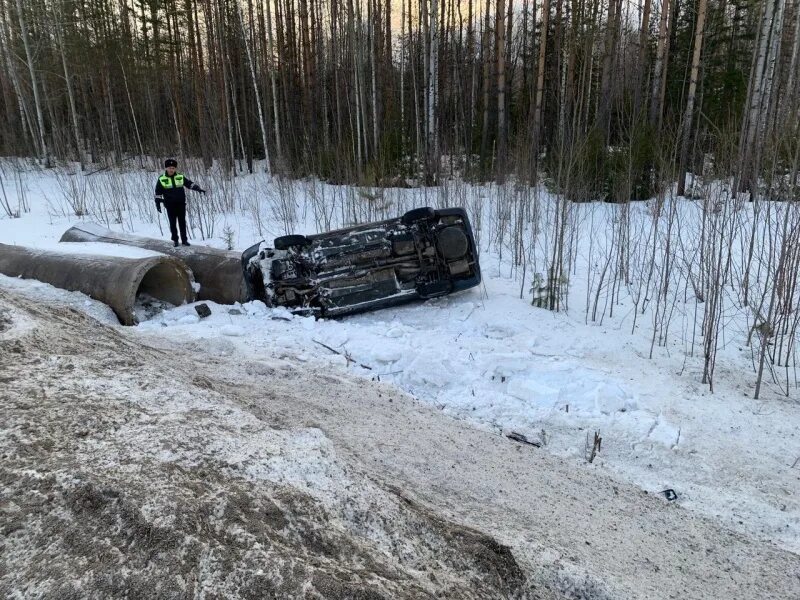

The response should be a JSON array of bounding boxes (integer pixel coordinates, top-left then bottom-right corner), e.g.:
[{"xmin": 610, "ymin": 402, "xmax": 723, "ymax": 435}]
[{"xmin": 135, "ymin": 272, "xmax": 800, "ymax": 556}]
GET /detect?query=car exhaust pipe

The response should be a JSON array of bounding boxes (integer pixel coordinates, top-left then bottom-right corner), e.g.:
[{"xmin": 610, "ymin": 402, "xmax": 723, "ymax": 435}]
[
  {"xmin": 60, "ymin": 223, "xmax": 249, "ymax": 305},
  {"xmin": 0, "ymin": 243, "xmax": 194, "ymax": 326}
]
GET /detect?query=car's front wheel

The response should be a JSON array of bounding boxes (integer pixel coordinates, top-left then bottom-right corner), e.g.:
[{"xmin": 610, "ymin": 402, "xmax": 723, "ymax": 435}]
[{"xmin": 274, "ymin": 234, "xmax": 311, "ymax": 250}]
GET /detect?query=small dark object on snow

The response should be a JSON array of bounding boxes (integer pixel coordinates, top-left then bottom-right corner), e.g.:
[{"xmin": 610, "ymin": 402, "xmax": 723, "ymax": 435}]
[
  {"xmin": 195, "ymin": 303, "xmax": 212, "ymax": 318},
  {"xmin": 660, "ymin": 489, "xmax": 678, "ymax": 501},
  {"xmin": 228, "ymin": 308, "xmax": 243, "ymax": 315},
  {"xmin": 242, "ymin": 207, "xmax": 481, "ymax": 318},
  {"xmin": 506, "ymin": 432, "xmax": 541, "ymax": 448}
]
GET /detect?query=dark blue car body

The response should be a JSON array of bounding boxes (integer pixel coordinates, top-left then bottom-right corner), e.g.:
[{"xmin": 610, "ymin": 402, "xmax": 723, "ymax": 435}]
[{"xmin": 242, "ymin": 207, "xmax": 481, "ymax": 318}]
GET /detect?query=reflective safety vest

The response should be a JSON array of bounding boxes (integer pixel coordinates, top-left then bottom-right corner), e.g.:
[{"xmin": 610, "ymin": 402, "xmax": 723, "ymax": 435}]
[{"xmin": 159, "ymin": 173, "xmax": 185, "ymax": 188}]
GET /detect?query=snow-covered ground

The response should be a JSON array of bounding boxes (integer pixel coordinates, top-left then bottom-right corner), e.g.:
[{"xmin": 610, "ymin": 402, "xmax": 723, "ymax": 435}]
[
  {"xmin": 1, "ymin": 163, "xmax": 799, "ymax": 555},
  {"xmin": 7, "ymin": 286, "xmax": 797, "ymax": 599}
]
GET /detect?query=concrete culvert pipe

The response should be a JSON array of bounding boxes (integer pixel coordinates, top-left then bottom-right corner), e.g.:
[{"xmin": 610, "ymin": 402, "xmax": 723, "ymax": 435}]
[
  {"xmin": 0, "ymin": 243, "xmax": 194, "ymax": 326},
  {"xmin": 60, "ymin": 223, "xmax": 248, "ymax": 305}
]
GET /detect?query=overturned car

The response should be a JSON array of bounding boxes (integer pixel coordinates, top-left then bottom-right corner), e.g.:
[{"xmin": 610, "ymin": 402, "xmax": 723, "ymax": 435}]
[{"xmin": 242, "ymin": 207, "xmax": 481, "ymax": 317}]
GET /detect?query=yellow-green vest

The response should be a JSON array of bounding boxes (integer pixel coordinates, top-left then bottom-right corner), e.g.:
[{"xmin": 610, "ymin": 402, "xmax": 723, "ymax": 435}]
[{"xmin": 159, "ymin": 173, "xmax": 185, "ymax": 188}]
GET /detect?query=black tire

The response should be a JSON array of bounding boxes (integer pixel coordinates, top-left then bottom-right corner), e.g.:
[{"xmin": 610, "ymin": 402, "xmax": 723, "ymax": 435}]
[
  {"xmin": 437, "ymin": 227, "xmax": 469, "ymax": 260},
  {"xmin": 274, "ymin": 234, "xmax": 311, "ymax": 250},
  {"xmin": 401, "ymin": 207, "xmax": 438, "ymax": 225}
]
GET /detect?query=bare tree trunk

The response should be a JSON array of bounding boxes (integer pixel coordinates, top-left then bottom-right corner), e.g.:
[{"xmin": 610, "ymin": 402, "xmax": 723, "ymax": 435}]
[
  {"xmin": 120, "ymin": 62, "xmax": 145, "ymax": 168},
  {"xmin": 410, "ymin": 0, "xmax": 422, "ymax": 171},
  {"xmin": 369, "ymin": 0, "xmax": 379, "ymax": 162},
  {"xmin": 634, "ymin": 0, "xmax": 653, "ymax": 121},
  {"xmin": 265, "ymin": 0, "xmax": 283, "ymax": 164},
  {"xmin": 562, "ymin": 0, "xmax": 580, "ymax": 148},
  {"xmin": 735, "ymin": 0, "xmax": 781, "ymax": 195},
  {"xmin": 466, "ymin": 0, "xmax": 477, "ymax": 173},
  {"xmin": 299, "ymin": 0, "xmax": 314, "ymax": 142},
  {"xmin": 15, "ymin": 0, "xmax": 48, "ymax": 166},
  {"xmin": 756, "ymin": 0, "xmax": 786, "ymax": 164},
  {"xmin": 0, "ymin": 0, "xmax": 35, "ymax": 154},
  {"xmin": 229, "ymin": 69, "xmax": 247, "ymax": 173},
  {"xmin": 530, "ymin": 0, "xmax": 551, "ymax": 183},
  {"xmin": 784, "ymin": 0, "xmax": 800, "ymax": 119},
  {"xmin": 676, "ymin": 0, "xmax": 708, "ymax": 196},
  {"xmin": 427, "ymin": 0, "xmax": 440, "ymax": 182},
  {"xmin": 237, "ymin": 0, "xmax": 272, "ymax": 175},
  {"xmin": 400, "ymin": 0, "xmax": 406, "ymax": 157},
  {"xmin": 576, "ymin": 0, "xmax": 599, "ymax": 136},
  {"xmin": 479, "ymin": 0, "xmax": 492, "ymax": 174},
  {"xmin": 357, "ymin": 0, "xmax": 370, "ymax": 166},
  {"xmin": 521, "ymin": 0, "xmax": 531, "ymax": 114},
  {"xmin": 554, "ymin": 0, "xmax": 565, "ymax": 145},
  {"xmin": 649, "ymin": 0, "xmax": 672, "ymax": 128},
  {"xmin": 105, "ymin": 72, "xmax": 121, "ymax": 164},
  {"xmin": 495, "ymin": 0, "xmax": 506, "ymax": 179},
  {"xmin": 220, "ymin": 26, "xmax": 237, "ymax": 173},
  {"xmin": 755, "ymin": 198, "xmax": 794, "ymax": 399},
  {"xmin": 349, "ymin": 0, "xmax": 363, "ymax": 169},
  {"xmin": 53, "ymin": 3, "xmax": 83, "ymax": 169},
  {"xmin": 597, "ymin": 0, "xmax": 621, "ymax": 140}
]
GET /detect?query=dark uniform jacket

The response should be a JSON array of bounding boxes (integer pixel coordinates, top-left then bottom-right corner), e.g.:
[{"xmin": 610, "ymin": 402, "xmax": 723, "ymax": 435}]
[{"xmin": 154, "ymin": 172, "xmax": 202, "ymax": 207}]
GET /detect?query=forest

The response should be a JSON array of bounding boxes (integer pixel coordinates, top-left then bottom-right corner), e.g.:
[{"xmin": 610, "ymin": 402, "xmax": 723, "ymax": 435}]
[{"xmin": 0, "ymin": 0, "xmax": 797, "ymax": 197}]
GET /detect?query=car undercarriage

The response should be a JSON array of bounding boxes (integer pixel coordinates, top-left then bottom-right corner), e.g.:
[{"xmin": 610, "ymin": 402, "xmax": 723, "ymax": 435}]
[{"xmin": 242, "ymin": 207, "xmax": 481, "ymax": 317}]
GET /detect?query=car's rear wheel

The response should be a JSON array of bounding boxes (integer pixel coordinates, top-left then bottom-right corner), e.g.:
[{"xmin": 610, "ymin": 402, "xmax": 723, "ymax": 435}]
[
  {"xmin": 274, "ymin": 234, "xmax": 311, "ymax": 250},
  {"xmin": 437, "ymin": 227, "xmax": 469, "ymax": 260},
  {"xmin": 402, "ymin": 207, "xmax": 438, "ymax": 225}
]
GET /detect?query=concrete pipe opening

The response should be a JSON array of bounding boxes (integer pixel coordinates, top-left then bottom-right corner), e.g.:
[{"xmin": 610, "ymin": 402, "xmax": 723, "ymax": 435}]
[
  {"xmin": 0, "ymin": 243, "xmax": 195, "ymax": 326},
  {"xmin": 105, "ymin": 255, "xmax": 195, "ymax": 325},
  {"xmin": 135, "ymin": 260, "xmax": 195, "ymax": 307}
]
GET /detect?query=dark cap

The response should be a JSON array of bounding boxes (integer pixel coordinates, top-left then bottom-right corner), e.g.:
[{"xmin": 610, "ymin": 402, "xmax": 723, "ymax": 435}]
[{"xmin": 164, "ymin": 159, "xmax": 178, "ymax": 168}]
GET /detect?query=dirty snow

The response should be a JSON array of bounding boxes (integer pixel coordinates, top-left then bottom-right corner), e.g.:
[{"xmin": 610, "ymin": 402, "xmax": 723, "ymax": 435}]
[
  {"xmin": 1, "ymin": 290, "xmax": 544, "ymax": 599},
  {"xmin": 0, "ymin": 273, "xmax": 119, "ymax": 325}
]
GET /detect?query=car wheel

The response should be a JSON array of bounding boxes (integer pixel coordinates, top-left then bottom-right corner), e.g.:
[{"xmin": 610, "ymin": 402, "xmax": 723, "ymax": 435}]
[
  {"xmin": 401, "ymin": 207, "xmax": 438, "ymax": 225},
  {"xmin": 437, "ymin": 227, "xmax": 469, "ymax": 260},
  {"xmin": 274, "ymin": 234, "xmax": 311, "ymax": 250}
]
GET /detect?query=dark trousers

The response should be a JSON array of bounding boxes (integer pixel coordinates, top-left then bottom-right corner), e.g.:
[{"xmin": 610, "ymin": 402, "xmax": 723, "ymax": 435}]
[{"xmin": 165, "ymin": 202, "xmax": 188, "ymax": 243}]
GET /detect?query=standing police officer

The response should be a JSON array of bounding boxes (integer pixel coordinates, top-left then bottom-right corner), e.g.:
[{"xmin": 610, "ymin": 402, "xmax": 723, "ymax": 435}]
[{"xmin": 154, "ymin": 159, "xmax": 206, "ymax": 247}]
